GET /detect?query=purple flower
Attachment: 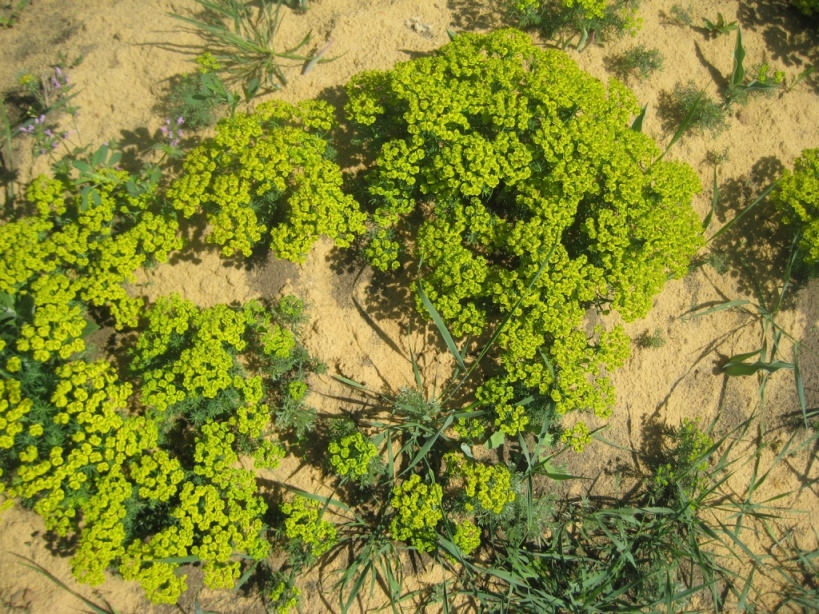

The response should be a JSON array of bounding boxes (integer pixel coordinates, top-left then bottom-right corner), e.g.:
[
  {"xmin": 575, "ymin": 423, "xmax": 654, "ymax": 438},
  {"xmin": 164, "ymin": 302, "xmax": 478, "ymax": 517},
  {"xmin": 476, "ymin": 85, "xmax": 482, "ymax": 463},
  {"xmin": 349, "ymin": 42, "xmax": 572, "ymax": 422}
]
[{"xmin": 176, "ymin": 116, "xmax": 184, "ymax": 125}]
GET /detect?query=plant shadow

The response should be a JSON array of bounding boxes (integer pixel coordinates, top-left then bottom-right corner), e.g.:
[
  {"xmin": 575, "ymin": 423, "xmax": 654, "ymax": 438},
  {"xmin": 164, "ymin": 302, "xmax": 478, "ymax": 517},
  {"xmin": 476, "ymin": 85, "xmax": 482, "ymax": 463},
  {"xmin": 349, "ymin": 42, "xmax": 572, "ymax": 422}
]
[
  {"xmin": 737, "ymin": 0, "xmax": 819, "ymax": 94},
  {"xmin": 709, "ymin": 155, "xmax": 805, "ymax": 308}
]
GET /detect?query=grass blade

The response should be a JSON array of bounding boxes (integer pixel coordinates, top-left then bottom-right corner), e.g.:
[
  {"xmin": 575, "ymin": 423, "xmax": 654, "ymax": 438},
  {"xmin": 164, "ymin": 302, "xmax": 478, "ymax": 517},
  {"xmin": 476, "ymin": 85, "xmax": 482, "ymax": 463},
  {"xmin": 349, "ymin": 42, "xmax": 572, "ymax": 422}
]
[
  {"xmin": 703, "ymin": 162, "xmax": 719, "ymax": 230},
  {"xmin": 685, "ymin": 299, "xmax": 751, "ymax": 318},
  {"xmin": 276, "ymin": 483, "xmax": 352, "ymax": 511},
  {"xmin": 723, "ymin": 360, "xmax": 793, "ymax": 376},
  {"xmin": 403, "ymin": 414, "xmax": 454, "ymax": 474},
  {"xmin": 655, "ymin": 89, "xmax": 704, "ymax": 164},
  {"xmin": 731, "ymin": 29, "xmax": 745, "ymax": 87},
  {"xmin": 707, "ymin": 179, "xmax": 779, "ymax": 244},
  {"xmin": 794, "ymin": 344, "xmax": 808, "ymax": 427},
  {"xmin": 631, "ymin": 104, "xmax": 647, "ymax": 132},
  {"xmin": 332, "ymin": 373, "xmax": 380, "ymax": 395},
  {"xmin": 13, "ymin": 554, "xmax": 120, "ymax": 614},
  {"xmin": 417, "ymin": 280, "xmax": 466, "ymax": 371}
]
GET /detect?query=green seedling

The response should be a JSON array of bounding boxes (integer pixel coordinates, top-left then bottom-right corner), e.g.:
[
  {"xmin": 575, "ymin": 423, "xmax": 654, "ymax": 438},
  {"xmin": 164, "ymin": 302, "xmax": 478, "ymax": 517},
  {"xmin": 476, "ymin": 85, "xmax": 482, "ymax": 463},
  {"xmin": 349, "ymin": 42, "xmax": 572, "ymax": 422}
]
[
  {"xmin": 784, "ymin": 64, "xmax": 815, "ymax": 92},
  {"xmin": 637, "ymin": 327, "xmax": 666, "ymax": 348},
  {"xmin": 726, "ymin": 30, "xmax": 784, "ymax": 106},
  {"xmin": 703, "ymin": 12, "xmax": 738, "ymax": 37},
  {"xmin": 608, "ymin": 44, "xmax": 664, "ymax": 80},
  {"xmin": 0, "ymin": 0, "xmax": 28, "ymax": 27}
]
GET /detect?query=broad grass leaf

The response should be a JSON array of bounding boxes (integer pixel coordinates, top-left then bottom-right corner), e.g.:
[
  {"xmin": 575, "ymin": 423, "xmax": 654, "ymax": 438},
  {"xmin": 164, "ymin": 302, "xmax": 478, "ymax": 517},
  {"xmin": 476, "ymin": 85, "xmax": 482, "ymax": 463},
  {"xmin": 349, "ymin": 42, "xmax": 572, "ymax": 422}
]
[{"xmin": 417, "ymin": 280, "xmax": 466, "ymax": 371}]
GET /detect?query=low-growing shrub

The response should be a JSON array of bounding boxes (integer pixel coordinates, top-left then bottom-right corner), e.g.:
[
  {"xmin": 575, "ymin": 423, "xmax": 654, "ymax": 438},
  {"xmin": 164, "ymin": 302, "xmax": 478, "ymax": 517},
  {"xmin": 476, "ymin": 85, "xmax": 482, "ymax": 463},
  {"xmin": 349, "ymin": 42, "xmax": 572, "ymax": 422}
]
[
  {"xmin": 0, "ymin": 144, "xmax": 181, "ymax": 368},
  {"xmin": 607, "ymin": 44, "xmax": 663, "ymax": 80},
  {"xmin": 507, "ymin": 0, "xmax": 642, "ymax": 47},
  {"xmin": 0, "ymin": 293, "xmax": 316, "ymax": 604},
  {"xmin": 347, "ymin": 29, "xmax": 703, "ymax": 435},
  {"xmin": 659, "ymin": 81, "xmax": 728, "ymax": 136},
  {"xmin": 167, "ymin": 99, "xmax": 366, "ymax": 260}
]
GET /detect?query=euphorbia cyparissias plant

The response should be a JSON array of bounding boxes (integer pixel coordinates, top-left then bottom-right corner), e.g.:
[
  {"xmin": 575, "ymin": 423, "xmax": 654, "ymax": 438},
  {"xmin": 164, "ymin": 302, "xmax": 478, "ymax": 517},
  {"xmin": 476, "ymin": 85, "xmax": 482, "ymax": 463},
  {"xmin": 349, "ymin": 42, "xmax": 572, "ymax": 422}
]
[{"xmin": 346, "ymin": 28, "xmax": 703, "ymax": 436}]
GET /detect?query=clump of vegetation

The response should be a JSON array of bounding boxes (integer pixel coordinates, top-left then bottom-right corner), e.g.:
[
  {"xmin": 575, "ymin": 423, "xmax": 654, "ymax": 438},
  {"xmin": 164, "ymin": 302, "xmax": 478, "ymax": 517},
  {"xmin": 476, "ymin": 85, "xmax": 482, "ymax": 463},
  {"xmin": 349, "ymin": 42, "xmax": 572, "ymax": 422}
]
[
  {"xmin": 665, "ymin": 3, "xmax": 693, "ymax": 26},
  {"xmin": 0, "ymin": 142, "xmax": 181, "ymax": 355},
  {"xmin": 347, "ymin": 29, "xmax": 703, "ymax": 434},
  {"xmin": 0, "ymin": 0, "xmax": 28, "ymax": 27},
  {"xmin": 328, "ymin": 429, "xmax": 383, "ymax": 486},
  {"xmin": 507, "ymin": 0, "xmax": 642, "ymax": 49},
  {"xmin": 607, "ymin": 44, "xmax": 663, "ymax": 80},
  {"xmin": 771, "ymin": 148, "xmax": 819, "ymax": 265},
  {"xmin": 792, "ymin": 0, "xmax": 819, "ymax": 16},
  {"xmin": 170, "ymin": 0, "xmax": 322, "ymax": 93},
  {"xmin": 167, "ymin": 99, "xmax": 366, "ymax": 260},
  {"xmin": 164, "ymin": 53, "xmax": 231, "ymax": 129},
  {"xmin": 636, "ymin": 327, "xmax": 666, "ymax": 348},
  {"xmin": 660, "ymin": 81, "xmax": 728, "ymax": 136},
  {"xmin": 724, "ymin": 30, "xmax": 784, "ymax": 107}
]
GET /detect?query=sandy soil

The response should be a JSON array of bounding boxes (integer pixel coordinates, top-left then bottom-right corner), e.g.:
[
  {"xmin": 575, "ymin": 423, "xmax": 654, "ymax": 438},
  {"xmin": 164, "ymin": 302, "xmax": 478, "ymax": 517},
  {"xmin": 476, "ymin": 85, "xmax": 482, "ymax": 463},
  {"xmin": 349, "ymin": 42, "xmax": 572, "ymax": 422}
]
[{"xmin": 1, "ymin": 0, "xmax": 818, "ymax": 612}]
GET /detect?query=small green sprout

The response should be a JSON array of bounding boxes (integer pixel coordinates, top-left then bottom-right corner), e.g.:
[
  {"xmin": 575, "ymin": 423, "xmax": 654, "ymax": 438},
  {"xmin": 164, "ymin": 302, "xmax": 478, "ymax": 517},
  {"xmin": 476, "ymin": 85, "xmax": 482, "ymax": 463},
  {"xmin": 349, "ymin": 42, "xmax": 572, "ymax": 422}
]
[{"xmin": 702, "ymin": 12, "xmax": 738, "ymax": 37}]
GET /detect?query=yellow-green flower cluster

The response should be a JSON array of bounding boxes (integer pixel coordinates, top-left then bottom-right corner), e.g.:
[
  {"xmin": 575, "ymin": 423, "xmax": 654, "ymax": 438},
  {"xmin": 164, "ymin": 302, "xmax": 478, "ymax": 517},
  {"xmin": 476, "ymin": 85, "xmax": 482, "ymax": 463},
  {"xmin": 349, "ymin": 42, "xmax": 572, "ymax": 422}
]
[
  {"xmin": 135, "ymin": 296, "xmax": 257, "ymax": 411},
  {"xmin": 243, "ymin": 300, "xmax": 297, "ymax": 359},
  {"xmin": 253, "ymin": 439, "xmax": 286, "ymax": 469},
  {"xmin": 771, "ymin": 148, "xmax": 819, "ymax": 264},
  {"xmin": 195, "ymin": 51, "xmax": 221, "ymax": 73},
  {"xmin": 560, "ymin": 421, "xmax": 592, "ymax": 452},
  {"xmin": 365, "ymin": 228, "xmax": 401, "ymax": 271},
  {"xmin": 0, "ymin": 379, "xmax": 31, "ymax": 451},
  {"xmin": 1, "ymin": 294, "xmax": 309, "ymax": 606},
  {"xmin": 288, "ymin": 380, "xmax": 307, "ymax": 401},
  {"xmin": 346, "ymin": 29, "xmax": 702, "ymax": 432},
  {"xmin": 269, "ymin": 581, "xmax": 301, "ymax": 614},
  {"xmin": 167, "ymin": 99, "xmax": 366, "ymax": 261},
  {"xmin": 12, "ymin": 174, "xmax": 179, "ymax": 324},
  {"xmin": 453, "ymin": 519, "xmax": 481, "ymax": 556},
  {"xmin": 562, "ymin": 0, "xmax": 607, "ymax": 18},
  {"xmin": 71, "ymin": 474, "xmax": 133, "ymax": 586},
  {"xmin": 389, "ymin": 474, "xmax": 443, "ymax": 553},
  {"xmin": 7, "ymin": 360, "xmax": 141, "ymax": 535},
  {"xmin": 792, "ymin": 0, "xmax": 819, "ymax": 16},
  {"xmin": 476, "ymin": 378, "xmax": 529, "ymax": 437},
  {"xmin": 453, "ymin": 417, "xmax": 486, "ymax": 441},
  {"xmin": 120, "ymin": 421, "xmax": 269, "ymax": 603},
  {"xmin": 0, "ymin": 168, "xmax": 181, "ymax": 366},
  {"xmin": 328, "ymin": 432, "xmax": 378, "ymax": 480},
  {"xmin": 444, "ymin": 452, "xmax": 516, "ymax": 516},
  {"xmin": 281, "ymin": 495, "xmax": 337, "ymax": 559},
  {"xmin": 130, "ymin": 450, "xmax": 184, "ymax": 501}
]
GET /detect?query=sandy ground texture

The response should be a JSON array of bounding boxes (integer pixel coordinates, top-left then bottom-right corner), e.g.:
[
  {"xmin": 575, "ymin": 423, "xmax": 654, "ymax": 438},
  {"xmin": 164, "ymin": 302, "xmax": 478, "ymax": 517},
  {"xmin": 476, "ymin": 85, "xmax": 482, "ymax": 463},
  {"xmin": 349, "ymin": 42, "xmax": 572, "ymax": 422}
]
[{"xmin": 1, "ymin": 0, "xmax": 819, "ymax": 612}]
